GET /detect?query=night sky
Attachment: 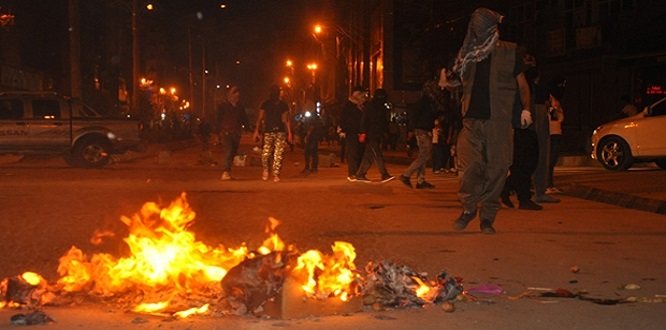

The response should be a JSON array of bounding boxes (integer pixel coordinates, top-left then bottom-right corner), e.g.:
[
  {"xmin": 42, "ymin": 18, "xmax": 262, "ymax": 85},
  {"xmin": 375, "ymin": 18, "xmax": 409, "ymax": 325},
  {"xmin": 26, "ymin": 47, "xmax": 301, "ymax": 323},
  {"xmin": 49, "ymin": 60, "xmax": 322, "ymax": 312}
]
[
  {"xmin": 137, "ymin": 0, "xmax": 329, "ymax": 106},
  {"xmin": 1, "ymin": 0, "xmax": 328, "ymax": 108}
]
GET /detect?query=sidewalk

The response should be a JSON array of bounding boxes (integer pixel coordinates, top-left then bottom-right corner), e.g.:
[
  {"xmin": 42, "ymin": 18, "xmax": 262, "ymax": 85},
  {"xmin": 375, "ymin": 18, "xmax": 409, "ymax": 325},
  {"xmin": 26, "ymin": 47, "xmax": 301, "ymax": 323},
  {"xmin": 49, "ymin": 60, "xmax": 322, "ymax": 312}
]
[{"xmin": 116, "ymin": 135, "xmax": 666, "ymax": 215}]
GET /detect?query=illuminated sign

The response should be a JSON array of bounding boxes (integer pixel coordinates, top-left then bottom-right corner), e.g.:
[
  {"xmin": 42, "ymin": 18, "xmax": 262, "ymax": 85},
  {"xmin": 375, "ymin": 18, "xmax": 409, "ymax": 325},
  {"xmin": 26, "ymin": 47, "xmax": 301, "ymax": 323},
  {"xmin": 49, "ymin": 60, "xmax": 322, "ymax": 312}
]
[{"xmin": 646, "ymin": 85, "xmax": 666, "ymax": 95}]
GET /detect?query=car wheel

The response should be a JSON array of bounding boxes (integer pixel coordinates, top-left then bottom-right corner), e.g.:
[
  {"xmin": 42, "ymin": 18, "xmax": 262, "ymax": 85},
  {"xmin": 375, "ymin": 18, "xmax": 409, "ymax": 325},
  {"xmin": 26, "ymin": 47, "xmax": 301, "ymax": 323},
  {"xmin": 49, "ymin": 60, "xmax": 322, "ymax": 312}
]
[
  {"xmin": 72, "ymin": 136, "xmax": 111, "ymax": 168},
  {"xmin": 655, "ymin": 159, "xmax": 666, "ymax": 170},
  {"xmin": 597, "ymin": 136, "xmax": 633, "ymax": 171}
]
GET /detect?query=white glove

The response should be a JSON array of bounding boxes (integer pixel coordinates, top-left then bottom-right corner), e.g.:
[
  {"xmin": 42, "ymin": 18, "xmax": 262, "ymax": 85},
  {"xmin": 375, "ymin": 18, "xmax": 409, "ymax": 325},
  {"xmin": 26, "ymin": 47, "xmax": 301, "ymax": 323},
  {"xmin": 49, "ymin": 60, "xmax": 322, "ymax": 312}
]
[{"xmin": 520, "ymin": 110, "xmax": 533, "ymax": 129}]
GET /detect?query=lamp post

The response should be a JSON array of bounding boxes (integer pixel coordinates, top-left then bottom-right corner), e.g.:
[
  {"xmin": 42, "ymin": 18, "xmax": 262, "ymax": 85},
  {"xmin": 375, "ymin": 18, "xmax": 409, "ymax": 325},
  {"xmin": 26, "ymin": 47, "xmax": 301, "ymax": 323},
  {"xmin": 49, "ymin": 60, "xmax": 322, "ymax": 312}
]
[
  {"xmin": 312, "ymin": 23, "xmax": 367, "ymax": 106},
  {"xmin": 131, "ymin": 0, "xmax": 139, "ymax": 117},
  {"xmin": 131, "ymin": 0, "xmax": 154, "ymax": 118},
  {"xmin": 187, "ymin": 12, "xmax": 206, "ymax": 119}
]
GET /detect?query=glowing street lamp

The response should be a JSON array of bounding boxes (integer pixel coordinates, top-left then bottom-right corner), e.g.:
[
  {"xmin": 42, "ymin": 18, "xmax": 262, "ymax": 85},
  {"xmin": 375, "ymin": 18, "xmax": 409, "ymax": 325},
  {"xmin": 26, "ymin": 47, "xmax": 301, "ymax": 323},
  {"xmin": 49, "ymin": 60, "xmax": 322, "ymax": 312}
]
[{"xmin": 307, "ymin": 63, "xmax": 317, "ymax": 83}]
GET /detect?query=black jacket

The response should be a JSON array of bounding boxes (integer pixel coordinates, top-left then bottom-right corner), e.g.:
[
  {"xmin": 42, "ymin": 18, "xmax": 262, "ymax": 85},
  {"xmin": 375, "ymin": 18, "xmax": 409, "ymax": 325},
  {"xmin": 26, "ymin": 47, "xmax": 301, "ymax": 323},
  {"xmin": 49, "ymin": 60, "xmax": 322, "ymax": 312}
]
[
  {"xmin": 340, "ymin": 100, "xmax": 363, "ymax": 135},
  {"xmin": 407, "ymin": 95, "xmax": 437, "ymax": 132},
  {"xmin": 360, "ymin": 98, "xmax": 389, "ymax": 139}
]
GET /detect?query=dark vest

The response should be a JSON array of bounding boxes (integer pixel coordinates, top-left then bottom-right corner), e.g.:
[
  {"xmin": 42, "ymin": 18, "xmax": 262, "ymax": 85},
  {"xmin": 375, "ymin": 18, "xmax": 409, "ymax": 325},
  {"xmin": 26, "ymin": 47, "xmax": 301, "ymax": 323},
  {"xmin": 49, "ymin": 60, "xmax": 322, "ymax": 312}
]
[{"xmin": 460, "ymin": 41, "xmax": 517, "ymax": 122}]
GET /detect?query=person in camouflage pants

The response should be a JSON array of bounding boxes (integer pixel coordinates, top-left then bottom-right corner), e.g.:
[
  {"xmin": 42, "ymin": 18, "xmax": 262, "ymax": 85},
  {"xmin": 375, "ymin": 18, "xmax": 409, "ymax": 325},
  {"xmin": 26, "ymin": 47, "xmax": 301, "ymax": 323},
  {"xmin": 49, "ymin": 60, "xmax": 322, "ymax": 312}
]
[{"xmin": 253, "ymin": 85, "xmax": 293, "ymax": 182}]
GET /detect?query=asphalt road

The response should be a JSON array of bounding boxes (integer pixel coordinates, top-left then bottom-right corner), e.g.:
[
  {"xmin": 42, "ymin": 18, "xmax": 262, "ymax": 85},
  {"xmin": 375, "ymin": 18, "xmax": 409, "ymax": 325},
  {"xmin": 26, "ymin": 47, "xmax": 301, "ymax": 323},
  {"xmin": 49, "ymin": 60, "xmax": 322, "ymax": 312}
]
[{"xmin": 0, "ymin": 138, "xmax": 664, "ymax": 329}]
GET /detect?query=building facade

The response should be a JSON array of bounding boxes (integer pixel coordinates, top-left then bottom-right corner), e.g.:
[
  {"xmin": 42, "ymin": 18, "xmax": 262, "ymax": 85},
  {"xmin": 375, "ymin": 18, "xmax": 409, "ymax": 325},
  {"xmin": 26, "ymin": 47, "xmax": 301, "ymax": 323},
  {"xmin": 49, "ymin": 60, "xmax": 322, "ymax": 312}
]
[{"xmin": 333, "ymin": 0, "xmax": 666, "ymax": 154}]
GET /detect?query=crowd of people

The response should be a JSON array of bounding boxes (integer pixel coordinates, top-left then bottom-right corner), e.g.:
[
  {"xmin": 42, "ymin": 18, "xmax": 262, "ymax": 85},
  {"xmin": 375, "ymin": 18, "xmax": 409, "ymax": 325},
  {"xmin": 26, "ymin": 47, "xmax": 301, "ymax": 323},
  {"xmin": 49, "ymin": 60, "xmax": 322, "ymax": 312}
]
[{"xmin": 203, "ymin": 7, "xmax": 580, "ymax": 236}]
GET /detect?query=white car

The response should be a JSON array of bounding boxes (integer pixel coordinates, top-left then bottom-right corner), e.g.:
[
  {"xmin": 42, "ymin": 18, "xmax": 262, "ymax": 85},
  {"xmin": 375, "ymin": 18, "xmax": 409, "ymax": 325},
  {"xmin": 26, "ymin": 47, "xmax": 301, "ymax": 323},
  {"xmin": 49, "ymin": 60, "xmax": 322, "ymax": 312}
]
[{"xmin": 591, "ymin": 96, "xmax": 666, "ymax": 171}]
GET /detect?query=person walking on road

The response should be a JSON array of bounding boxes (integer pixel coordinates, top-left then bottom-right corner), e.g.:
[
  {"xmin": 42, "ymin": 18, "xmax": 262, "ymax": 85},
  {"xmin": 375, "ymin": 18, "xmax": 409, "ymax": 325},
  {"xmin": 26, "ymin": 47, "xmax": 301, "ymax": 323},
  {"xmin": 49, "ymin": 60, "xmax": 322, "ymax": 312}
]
[
  {"xmin": 399, "ymin": 80, "xmax": 439, "ymax": 189},
  {"xmin": 439, "ymin": 7, "xmax": 533, "ymax": 234},
  {"xmin": 301, "ymin": 113, "xmax": 322, "ymax": 173},
  {"xmin": 253, "ymin": 85, "xmax": 293, "ymax": 182},
  {"xmin": 354, "ymin": 88, "xmax": 395, "ymax": 183},
  {"xmin": 216, "ymin": 85, "xmax": 248, "ymax": 180},
  {"xmin": 340, "ymin": 86, "xmax": 368, "ymax": 182}
]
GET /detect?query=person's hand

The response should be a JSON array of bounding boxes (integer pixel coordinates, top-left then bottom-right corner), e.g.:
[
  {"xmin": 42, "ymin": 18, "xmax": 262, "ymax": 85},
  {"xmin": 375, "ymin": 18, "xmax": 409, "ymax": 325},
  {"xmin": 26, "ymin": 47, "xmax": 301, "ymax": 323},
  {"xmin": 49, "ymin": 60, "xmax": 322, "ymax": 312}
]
[
  {"xmin": 358, "ymin": 133, "xmax": 366, "ymax": 143},
  {"xmin": 288, "ymin": 132, "xmax": 293, "ymax": 143},
  {"xmin": 520, "ymin": 110, "xmax": 533, "ymax": 129},
  {"xmin": 339, "ymin": 132, "xmax": 346, "ymax": 139},
  {"xmin": 252, "ymin": 131, "xmax": 260, "ymax": 142},
  {"xmin": 407, "ymin": 131, "xmax": 414, "ymax": 141}
]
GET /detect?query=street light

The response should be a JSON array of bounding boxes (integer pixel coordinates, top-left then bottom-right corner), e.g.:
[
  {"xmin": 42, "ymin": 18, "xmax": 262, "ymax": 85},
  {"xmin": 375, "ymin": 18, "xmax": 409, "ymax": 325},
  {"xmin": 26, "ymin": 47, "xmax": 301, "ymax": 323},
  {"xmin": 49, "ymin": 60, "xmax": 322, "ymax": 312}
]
[
  {"xmin": 307, "ymin": 63, "xmax": 317, "ymax": 83},
  {"xmin": 312, "ymin": 22, "xmax": 367, "ymax": 104}
]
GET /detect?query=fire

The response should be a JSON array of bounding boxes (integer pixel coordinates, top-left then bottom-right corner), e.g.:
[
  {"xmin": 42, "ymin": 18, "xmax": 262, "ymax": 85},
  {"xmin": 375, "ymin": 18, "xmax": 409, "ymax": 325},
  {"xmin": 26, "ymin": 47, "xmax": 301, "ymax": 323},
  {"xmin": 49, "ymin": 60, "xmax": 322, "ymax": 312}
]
[
  {"xmin": 293, "ymin": 241, "xmax": 359, "ymax": 301},
  {"xmin": 411, "ymin": 276, "xmax": 431, "ymax": 298},
  {"xmin": 57, "ymin": 194, "xmax": 248, "ymax": 297},
  {"xmin": 21, "ymin": 272, "xmax": 44, "ymax": 286},
  {"xmin": 7, "ymin": 193, "xmax": 359, "ymax": 317},
  {"xmin": 54, "ymin": 193, "xmax": 262, "ymax": 315}
]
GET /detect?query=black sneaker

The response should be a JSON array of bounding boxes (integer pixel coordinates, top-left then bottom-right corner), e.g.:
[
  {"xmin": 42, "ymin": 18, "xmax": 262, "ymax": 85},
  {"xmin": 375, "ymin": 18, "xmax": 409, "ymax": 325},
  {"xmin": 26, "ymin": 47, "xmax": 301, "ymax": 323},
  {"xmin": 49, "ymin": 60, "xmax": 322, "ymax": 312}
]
[
  {"xmin": 519, "ymin": 200, "xmax": 543, "ymax": 210},
  {"xmin": 355, "ymin": 176, "xmax": 372, "ymax": 183},
  {"xmin": 399, "ymin": 175, "xmax": 412, "ymax": 188},
  {"xmin": 480, "ymin": 220, "xmax": 496, "ymax": 235},
  {"xmin": 453, "ymin": 211, "xmax": 476, "ymax": 231},
  {"xmin": 416, "ymin": 181, "xmax": 435, "ymax": 189}
]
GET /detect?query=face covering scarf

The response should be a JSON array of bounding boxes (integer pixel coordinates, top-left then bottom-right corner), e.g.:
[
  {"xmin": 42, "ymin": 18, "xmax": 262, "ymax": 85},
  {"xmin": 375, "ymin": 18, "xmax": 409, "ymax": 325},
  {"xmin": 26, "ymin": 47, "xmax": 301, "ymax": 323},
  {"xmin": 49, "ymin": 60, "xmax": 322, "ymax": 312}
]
[{"xmin": 446, "ymin": 8, "xmax": 504, "ymax": 87}]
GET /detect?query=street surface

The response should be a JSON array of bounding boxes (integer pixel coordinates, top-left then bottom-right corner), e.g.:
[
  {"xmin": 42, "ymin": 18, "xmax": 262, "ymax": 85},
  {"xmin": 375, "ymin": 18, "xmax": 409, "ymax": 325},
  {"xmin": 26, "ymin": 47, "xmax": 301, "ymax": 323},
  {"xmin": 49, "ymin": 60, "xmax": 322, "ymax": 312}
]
[{"xmin": 0, "ymin": 136, "xmax": 664, "ymax": 329}]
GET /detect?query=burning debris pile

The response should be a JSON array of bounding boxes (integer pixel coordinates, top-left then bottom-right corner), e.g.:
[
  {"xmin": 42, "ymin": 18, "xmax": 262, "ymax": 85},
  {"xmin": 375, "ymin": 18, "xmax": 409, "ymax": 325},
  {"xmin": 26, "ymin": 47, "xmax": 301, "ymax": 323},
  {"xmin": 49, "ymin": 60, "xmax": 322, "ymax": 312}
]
[
  {"xmin": 0, "ymin": 193, "xmax": 461, "ymax": 321},
  {"xmin": 363, "ymin": 261, "xmax": 462, "ymax": 309}
]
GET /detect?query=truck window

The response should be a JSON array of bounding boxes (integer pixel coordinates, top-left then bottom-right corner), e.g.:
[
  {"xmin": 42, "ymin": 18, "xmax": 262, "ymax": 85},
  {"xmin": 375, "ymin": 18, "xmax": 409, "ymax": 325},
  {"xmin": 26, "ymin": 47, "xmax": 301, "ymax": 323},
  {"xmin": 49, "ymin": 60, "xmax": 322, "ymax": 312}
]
[
  {"xmin": 32, "ymin": 99, "xmax": 61, "ymax": 119},
  {"xmin": 72, "ymin": 102, "xmax": 100, "ymax": 117},
  {"xmin": 0, "ymin": 99, "xmax": 24, "ymax": 120}
]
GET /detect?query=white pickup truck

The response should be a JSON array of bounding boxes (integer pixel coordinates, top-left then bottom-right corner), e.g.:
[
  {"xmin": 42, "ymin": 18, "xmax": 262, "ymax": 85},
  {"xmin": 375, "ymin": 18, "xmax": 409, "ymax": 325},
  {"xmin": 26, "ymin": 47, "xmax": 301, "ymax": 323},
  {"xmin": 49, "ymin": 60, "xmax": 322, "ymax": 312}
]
[{"xmin": 0, "ymin": 91, "xmax": 144, "ymax": 167}]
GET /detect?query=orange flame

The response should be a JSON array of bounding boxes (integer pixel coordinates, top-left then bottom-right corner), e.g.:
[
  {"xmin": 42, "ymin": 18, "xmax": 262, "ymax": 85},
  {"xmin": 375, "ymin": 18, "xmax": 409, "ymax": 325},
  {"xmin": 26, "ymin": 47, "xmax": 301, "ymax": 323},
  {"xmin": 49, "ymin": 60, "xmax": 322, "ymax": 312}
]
[
  {"xmin": 5, "ymin": 193, "xmax": 359, "ymax": 316},
  {"xmin": 411, "ymin": 276, "xmax": 431, "ymax": 298},
  {"xmin": 293, "ymin": 241, "xmax": 358, "ymax": 301},
  {"xmin": 55, "ymin": 193, "xmax": 251, "ymax": 313}
]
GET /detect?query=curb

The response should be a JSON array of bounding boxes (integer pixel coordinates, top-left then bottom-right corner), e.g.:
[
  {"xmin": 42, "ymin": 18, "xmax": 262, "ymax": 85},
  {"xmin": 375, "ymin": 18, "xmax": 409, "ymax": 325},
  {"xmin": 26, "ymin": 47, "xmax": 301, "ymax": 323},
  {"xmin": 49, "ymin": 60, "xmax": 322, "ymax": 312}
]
[{"xmin": 564, "ymin": 184, "xmax": 666, "ymax": 215}]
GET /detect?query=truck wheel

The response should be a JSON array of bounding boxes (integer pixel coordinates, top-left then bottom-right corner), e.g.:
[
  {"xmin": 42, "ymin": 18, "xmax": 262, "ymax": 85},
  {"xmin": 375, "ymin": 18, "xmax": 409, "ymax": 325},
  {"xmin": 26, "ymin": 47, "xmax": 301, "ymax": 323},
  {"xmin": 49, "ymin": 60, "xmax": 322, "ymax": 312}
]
[{"xmin": 72, "ymin": 137, "xmax": 112, "ymax": 168}]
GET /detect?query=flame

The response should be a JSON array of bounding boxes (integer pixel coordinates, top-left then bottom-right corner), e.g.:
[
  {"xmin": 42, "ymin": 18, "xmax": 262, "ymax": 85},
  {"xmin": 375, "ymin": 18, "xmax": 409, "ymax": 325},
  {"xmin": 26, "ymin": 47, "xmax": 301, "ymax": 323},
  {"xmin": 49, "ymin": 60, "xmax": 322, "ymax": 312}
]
[
  {"xmin": 293, "ymin": 241, "xmax": 358, "ymax": 301},
  {"xmin": 258, "ymin": 217, "xmax": 286, "ymax": 255},
  {"xmin": 173, "ymin": 304, "xmax": 209, "ymax": 318},
  {"xmin": 3, "ymin": 193, "xmax": 360, "ymax": 316},
  {"xmin": 55, "ymin": 193, "xmax": 253, "ymax": 312},
  {"xmin": 411, "ymin": 276, "xmax": 431, "ymax": 298},
  {"xmin": 134, "ymin": 301, "xmax": 170, "ymax": 314},
  {"xmin": 21, "ymin": 272, "xmax": 44, "ymax": 286}
]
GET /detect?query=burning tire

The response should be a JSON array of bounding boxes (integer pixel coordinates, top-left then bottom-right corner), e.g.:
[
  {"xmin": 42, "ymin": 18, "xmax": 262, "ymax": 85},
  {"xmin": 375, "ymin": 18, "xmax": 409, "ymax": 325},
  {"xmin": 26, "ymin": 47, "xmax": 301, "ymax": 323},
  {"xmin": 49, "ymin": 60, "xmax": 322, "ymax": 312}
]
[{"xmin": 71, "ymin": 136, "xmax": 112, "ymax": 168}]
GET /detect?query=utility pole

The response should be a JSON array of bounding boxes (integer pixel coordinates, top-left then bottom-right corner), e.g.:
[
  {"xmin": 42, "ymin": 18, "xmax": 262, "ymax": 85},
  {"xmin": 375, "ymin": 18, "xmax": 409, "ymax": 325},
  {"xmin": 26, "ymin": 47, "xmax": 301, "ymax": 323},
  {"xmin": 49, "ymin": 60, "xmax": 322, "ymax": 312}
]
[
  {"xmin": 188, "ymin": 26, "xmax": 195, "ymax": 117},
  {"xmin": 131, "ymin": 0, "xmax": 139, "ymax": 117},
  {"xmin": 68, "ymin": 0, "xmax": 82, "ymax": 98},
  {"xmin": 201, "ymin": 36, "xmax": 206, "ymax": 119}
]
